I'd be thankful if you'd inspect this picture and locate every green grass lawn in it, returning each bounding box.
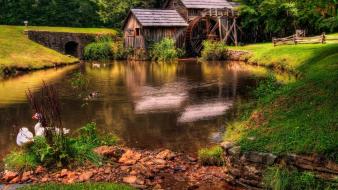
[18,183,135,190]
[0,25,117,74]
[225,38,338,161]
[27,26,118,35]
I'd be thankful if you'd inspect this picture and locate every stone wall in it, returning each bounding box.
[27,31,98,59]
[221,141,338,189]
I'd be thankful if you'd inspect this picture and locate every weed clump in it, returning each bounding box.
[150,38,184,62]
[198,146,224,166]
[201,40,228,61]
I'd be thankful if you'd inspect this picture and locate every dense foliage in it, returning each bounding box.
[84,37,130,60]
[201,40,229,60]
[0,0,165,27]
[149,38,183,61]
[0,0,336,42]
[239,0,338,42]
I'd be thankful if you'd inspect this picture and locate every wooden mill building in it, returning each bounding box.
[123,0,240,55]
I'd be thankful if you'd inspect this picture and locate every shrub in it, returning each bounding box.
[3,122,118,171]
[150,38,183,62]
[198,146,224,166]
[201,40,228,60]
[84,42,111,60]
[84,37,130,60]
[263,167,337,190]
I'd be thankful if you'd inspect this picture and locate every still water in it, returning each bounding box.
[0,61,292,157]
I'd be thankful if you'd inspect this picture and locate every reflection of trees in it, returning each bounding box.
[0,65,77,106]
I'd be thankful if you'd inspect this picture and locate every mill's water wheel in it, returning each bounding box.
[186,16,220,55]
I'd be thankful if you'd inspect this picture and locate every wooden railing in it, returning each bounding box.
[272,33,337,46]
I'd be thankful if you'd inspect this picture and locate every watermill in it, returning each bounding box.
[186,8,239,55]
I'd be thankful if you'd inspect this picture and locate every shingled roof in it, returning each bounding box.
[127,9,188,27]
[167,0,240,9]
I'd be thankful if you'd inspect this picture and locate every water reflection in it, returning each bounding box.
[134,82,188,113]
[178,101,233,123]
[0,61,293,158]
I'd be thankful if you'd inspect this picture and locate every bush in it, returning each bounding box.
[84,37,129,60]
[201,40,228,60]
[263,167,337,190]
[3,122,118,171]
[198,146,224,166]
[150,38,183,62]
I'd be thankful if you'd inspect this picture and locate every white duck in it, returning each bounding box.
[32,112,70,135]
[16,127,34,146]
[16,113,70,146]
[32,113,45,137]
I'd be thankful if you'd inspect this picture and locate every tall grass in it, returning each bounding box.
[198,146,224,166]
[201,40,228,60]
[150,38,183,62]
[263,167,337,190]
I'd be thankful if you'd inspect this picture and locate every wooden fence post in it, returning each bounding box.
[321,32,326,44]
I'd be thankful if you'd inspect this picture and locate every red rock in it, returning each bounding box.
[9,176,21,184]
[153,159,166,165]
[123,175,137,184]
[21,171,33,182]
[104,168,111,174]
[153,184,162,190]
[94,146,123,158]
[156,149,176,160]
[35,165,47,174]
[79,171,93,182]
[2,171,18,182]
[119,150,142,165]
[41,177,49,183]
[60,169,68,178]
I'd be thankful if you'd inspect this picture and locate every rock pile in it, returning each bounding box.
[0,147,238,190]
[221,141,338,190]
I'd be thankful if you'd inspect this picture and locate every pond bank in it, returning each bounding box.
[1,146,239,190]
[223,42,338,189]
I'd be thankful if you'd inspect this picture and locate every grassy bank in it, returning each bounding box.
[225,39,338,161]
[229,33,338,73]
[0,25,117,74]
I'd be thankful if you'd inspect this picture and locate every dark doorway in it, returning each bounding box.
[65,41,79,57]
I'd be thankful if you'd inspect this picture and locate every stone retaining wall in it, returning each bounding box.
[221,141,338,189]
[27,31,98,59]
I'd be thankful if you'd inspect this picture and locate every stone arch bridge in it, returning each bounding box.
[27,31,99,59]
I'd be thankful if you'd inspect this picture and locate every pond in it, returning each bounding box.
[0,61,293,158]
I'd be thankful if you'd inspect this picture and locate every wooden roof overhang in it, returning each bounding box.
[122,9,188,30]
[163,0,240,10]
